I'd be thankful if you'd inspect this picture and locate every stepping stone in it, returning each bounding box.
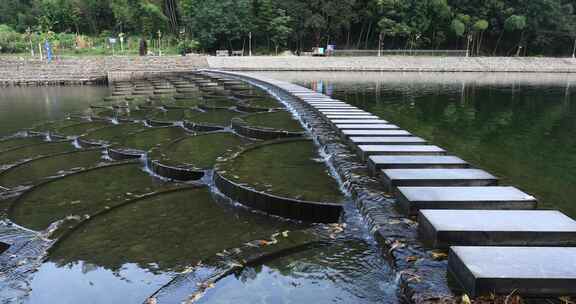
[342,130,411,138]
[308,102,348,106]
[310,104,350,108]
[349,136,425,145]
[419,210,576,249]
[322,112,374,116]
[332,119,389,124]
[336,124,400,131]
[357,145,446,161]
[318,108,362,112]
[368,155,468,174]
[327,115,380,120]
[318,107,364,111]
[396,186,536,215]
[448,246,576,297]
[381,169,498,192]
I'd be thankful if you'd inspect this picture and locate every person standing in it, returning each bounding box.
[139,38,148,56]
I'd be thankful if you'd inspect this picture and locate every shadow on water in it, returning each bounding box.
[255,71,576,218]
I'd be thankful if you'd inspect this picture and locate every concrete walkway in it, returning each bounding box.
[4,55,576,86]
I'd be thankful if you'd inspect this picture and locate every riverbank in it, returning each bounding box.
[3,55,576,86]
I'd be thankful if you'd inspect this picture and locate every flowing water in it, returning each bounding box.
[255,71,576,218]
[0,77,398,304]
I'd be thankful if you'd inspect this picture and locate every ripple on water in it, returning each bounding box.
[217,139,344,204]
[150,132,252,170]
[23,188,300,304]
[197,240,398,304]
[10,162,172,232]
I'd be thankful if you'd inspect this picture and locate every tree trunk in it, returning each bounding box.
[364,21,373,49]
[356,23,366,49]
[493,31,504,56]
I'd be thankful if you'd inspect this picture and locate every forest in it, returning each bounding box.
[1,0,576,56]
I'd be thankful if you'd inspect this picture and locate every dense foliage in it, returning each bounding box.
[1,0,576,56]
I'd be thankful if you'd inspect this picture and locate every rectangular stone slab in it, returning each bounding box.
[331,119,389,124]
[349,136,426,146]
[341,130,412,138]
[419,210,576,249]
[396,186,536,215]
[368,155,468,174]
[336,124,400,131]
[308,102,347,105]
[358,145,446,162]
[321,112,371,116]
[314,106,358,110]
[448,246,576,297]
[327,115,380,120]
[381,169,498,192]
[320,110,370,113]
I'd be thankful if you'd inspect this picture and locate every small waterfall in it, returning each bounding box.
[72,138,82,149]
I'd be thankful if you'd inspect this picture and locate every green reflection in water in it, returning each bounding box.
[0,136,46,152]
[10,163,171,231]
[185,109,242,126]
[202,97,237,109]
[81,123,146,145]
[0,141,75,167]
[149,109,187,122]
[298,75,576,217]
[151,132,250,169]
[0,86,109,137]
[50,188,299,272]
[242,97,283,109]
[219,140,344,203]
[0,149,104,188]
[29,119,83,133]
[55,121,112,137]
[198,240,397,304]
[242,111,304,132]
[117,127,190,151]
[24,187,301,304]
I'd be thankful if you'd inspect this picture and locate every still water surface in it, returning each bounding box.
[0,86,109,137]
[255,72,576,218]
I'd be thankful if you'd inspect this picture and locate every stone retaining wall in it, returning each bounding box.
[0,56,208,86]
[3,55,576,86]
[208,56,576,72]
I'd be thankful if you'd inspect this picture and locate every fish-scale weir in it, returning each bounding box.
[207,70,576,301]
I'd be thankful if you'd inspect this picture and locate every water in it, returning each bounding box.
[0,78,397,304]
[0,86,109,137]
[255,72,576,218]
[218,139,344,204]
[197,240,397,304]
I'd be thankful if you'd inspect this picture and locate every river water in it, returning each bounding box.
[0,80,398,304]
[0,86,110,137]
[255,72,576,218]
[2,72,575,303]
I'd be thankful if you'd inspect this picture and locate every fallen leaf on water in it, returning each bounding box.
[258,240,271,246]
[430,250,448,261]
[560,296,575,304]
[405,256,419,263]
[145,297,157,304]
[461,294,471,304]
[388,240,405,254]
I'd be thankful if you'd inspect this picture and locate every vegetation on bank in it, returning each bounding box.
[1,0,576,56]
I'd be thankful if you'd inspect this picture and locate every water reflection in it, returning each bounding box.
[254,72,576,218]
[0,86,110,137]
[198,240,397,304]
[26,188,301,304]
